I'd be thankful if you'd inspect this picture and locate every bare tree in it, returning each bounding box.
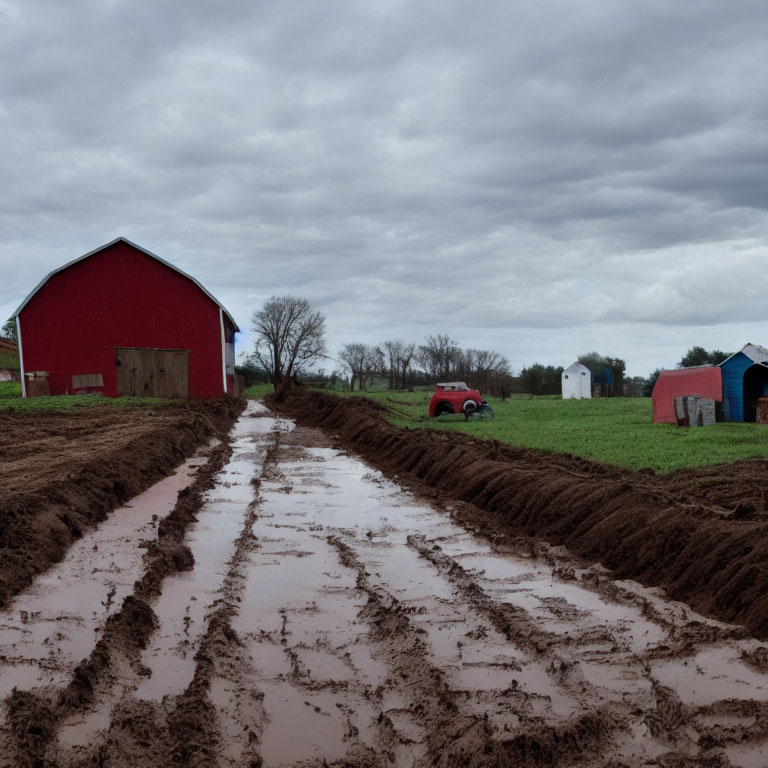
[473,349,510,393]
[382,340,405,389]
[251,296,326,399]
[398,342,416,389]
[418,334,459,382]
[366,346,384,389]
[339,343,377,391]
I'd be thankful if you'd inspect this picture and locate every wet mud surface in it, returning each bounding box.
[0,398,242,608]
[273,390,768,641]
[3,399,768,765]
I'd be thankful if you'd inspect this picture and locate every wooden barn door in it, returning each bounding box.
[115,348,189,398]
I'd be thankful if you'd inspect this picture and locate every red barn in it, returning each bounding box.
[651,366,722,423]
[13,237,239,399]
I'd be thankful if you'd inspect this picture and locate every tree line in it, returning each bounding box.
[242,296,737,399]
[337,334,510,394]
[519,353,628,396]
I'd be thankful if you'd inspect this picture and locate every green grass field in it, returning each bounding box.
[327,389,768,474]
[0,381,171,412]
[243,384,273,400]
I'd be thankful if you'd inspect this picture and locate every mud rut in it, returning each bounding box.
[3,403,768,767]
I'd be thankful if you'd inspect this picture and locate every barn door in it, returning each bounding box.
[115,348,189,398]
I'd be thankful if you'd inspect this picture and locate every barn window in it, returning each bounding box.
[581,371,586,376]
[564,374,569,379]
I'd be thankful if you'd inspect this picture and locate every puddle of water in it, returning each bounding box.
[57,698,114,749]
[612,721,671,762]
[578,660,653,698]
[257,681,377,766]
[454,552,543,581]
[726,742,768,768]
[136,416,261,701]
[0,452,204,702]
[652,647,768,706]
[366,544,456,603]
[489,574,666,655]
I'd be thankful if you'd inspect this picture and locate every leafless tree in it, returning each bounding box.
[382,340,405,389]
[339,343,378,391]
[418,334,459,382]
[397,342,416,389]
[251,296,326,399]
[473,348,510,393]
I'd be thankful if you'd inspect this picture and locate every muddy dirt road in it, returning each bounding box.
[3,402,768,766]
[0,399,241,608]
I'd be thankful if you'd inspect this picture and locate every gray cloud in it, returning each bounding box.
[2,0,768,377]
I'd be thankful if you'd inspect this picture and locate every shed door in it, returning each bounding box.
[115,348,189,398]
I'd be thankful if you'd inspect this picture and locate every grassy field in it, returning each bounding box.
[0,381,171,412]
[327,389,768,474]
[243,384,273,400]
[10,379,768,472]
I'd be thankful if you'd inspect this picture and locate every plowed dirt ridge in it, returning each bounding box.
[2,402,768,767]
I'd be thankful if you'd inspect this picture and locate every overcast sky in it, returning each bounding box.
[2,0,767,377]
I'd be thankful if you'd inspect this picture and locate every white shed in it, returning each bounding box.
[562,362,591,399]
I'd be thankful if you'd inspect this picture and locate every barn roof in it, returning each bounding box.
[12,237,239,331]
[719,343,768,367]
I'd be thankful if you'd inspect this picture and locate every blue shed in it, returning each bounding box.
[719,343,768,422]
[593,367,614,397]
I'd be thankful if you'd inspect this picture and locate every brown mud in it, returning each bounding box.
[271,390,768,640]
[4,399,768,766]
[0,398,243,608]
[0,413,239,768]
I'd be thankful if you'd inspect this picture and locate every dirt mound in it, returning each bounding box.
[0,397,243,609]
[273,390,768,639]
[1,427,236,768]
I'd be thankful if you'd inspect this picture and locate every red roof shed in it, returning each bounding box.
[652,367,722,423]
[13,238,239,399]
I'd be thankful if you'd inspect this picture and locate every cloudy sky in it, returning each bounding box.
[2,0,767,377]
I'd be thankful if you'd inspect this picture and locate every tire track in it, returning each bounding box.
[328,535,614,767]
[71,412,281,768]
[0,431,238,768]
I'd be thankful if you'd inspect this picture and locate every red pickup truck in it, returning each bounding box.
[429,382,484,418]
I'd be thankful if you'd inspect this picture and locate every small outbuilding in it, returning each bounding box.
[13,237,239,398]
[719,343,768,422]
[652,367,722,424]
[561,362,591,399]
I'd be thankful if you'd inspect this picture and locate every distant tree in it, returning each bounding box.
[577,352,610,375]
[251,296,326,400]
[678,346,730,367]
[473,349,511,394]
[418,334,459,382]
[578,351,626,396]
[607,357,626,396]
[644,369,662,397]
[397,342,416,389]
[625,376,647,397]
[381,340,406,389]
[520,364,545,395]
[519,364,562,395]
[236,359,270,386]
[339,343,379,391]
[1,318,16,342]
